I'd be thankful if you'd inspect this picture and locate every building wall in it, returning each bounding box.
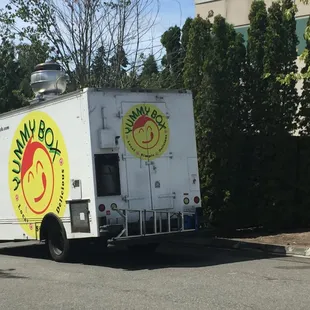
[195,1,310,56]
[195,0,310,26]
[235,16,309,56]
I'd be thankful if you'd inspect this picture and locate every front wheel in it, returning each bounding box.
[47,227,70,262]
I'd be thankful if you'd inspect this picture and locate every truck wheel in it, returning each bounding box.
[47,226,70,262]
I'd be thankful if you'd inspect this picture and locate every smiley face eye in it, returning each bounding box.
[28,171,34,183]
[147,126,152,132]
[139,128,144,133]
[36,160,43,173]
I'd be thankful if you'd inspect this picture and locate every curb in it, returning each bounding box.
[0,241,41,250]
[175,237,310,258]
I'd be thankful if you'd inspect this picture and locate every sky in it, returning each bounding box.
[0,0,196,62]
[138,0,195,59]
[156,0,195,32]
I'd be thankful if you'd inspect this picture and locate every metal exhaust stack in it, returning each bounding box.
[30,61,68,103]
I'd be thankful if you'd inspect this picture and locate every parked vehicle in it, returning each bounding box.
[0,62,202,262]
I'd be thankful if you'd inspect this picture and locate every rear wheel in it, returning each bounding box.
[47,225,70,262]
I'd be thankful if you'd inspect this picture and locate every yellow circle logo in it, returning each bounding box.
[121,104,170,160]
[8,111,70,238]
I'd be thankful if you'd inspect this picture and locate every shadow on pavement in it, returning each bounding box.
[0,241,275,271]
[0,268,29,279]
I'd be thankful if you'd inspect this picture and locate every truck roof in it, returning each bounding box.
[0,87,192,120]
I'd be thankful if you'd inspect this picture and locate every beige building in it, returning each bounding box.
[195,0,310,56]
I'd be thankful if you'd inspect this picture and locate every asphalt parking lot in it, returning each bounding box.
[1,241,310,310]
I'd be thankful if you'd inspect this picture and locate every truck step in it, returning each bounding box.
[107,209,197,241]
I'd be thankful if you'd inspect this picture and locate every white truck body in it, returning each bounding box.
[0,88,201,244]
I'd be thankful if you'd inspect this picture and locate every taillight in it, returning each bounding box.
[111,203,118,210]
[194,196,200,204]
[99,204,105,212]
[183,197,190,205]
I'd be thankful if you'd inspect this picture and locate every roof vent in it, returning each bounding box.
[30,61,68,102]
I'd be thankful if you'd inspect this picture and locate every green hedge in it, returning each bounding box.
[205,135,310,231]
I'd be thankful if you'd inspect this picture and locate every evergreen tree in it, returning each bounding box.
[109,45,129,88]
[160,26,183,88]
[160,26,182,74]
[263,2,284,134]
[139,54,160,88]
[91,46,109,88]
[245,0,268,134]
[16,40,50,98]
[263,1,299,135]
[160,19,195,89]
[299,17,310,135]
[0,40,24,113]
[281,0,299,133]
[180,17,194,65]
[183,16,212,212]
[141,54,158,77]
[193,15,246,224]
[183,16,212,96]
[201,16,246,137]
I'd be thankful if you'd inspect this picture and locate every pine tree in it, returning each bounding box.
[181,18,193,53]
[91,46,109,88]
[263,2,283,134]
[183,16,213,212]
[281,0,299,134]
[139,54,160,88]
[201,16,246,138]
[183,16,212,96]
[194,15,246,224]
[180,17,194,70]
[109,45,129,88]
[141,54,158,77]
[245,0,268,134]
[263,1,299,135]
[0,40,24,113]
[299,17,310,135]
[160,26,183,88]
[16,40,50,98]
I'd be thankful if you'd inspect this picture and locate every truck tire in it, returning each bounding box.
[47,224,70,262]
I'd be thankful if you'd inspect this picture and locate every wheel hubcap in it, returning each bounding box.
[51,231,64,256]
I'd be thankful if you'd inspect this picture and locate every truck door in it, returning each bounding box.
[121,101,173,210]
[148,156,174,210]
[147,102,174,210]
[121,102,152,210]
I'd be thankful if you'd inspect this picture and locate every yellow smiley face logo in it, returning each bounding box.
[122,104,170,160]
[132,115,160,150]
[8,111,70,239]
[21,138,55,215]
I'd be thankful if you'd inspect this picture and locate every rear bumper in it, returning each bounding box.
[106,228,199,246]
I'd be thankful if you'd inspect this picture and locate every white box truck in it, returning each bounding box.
[0,62,202,262]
